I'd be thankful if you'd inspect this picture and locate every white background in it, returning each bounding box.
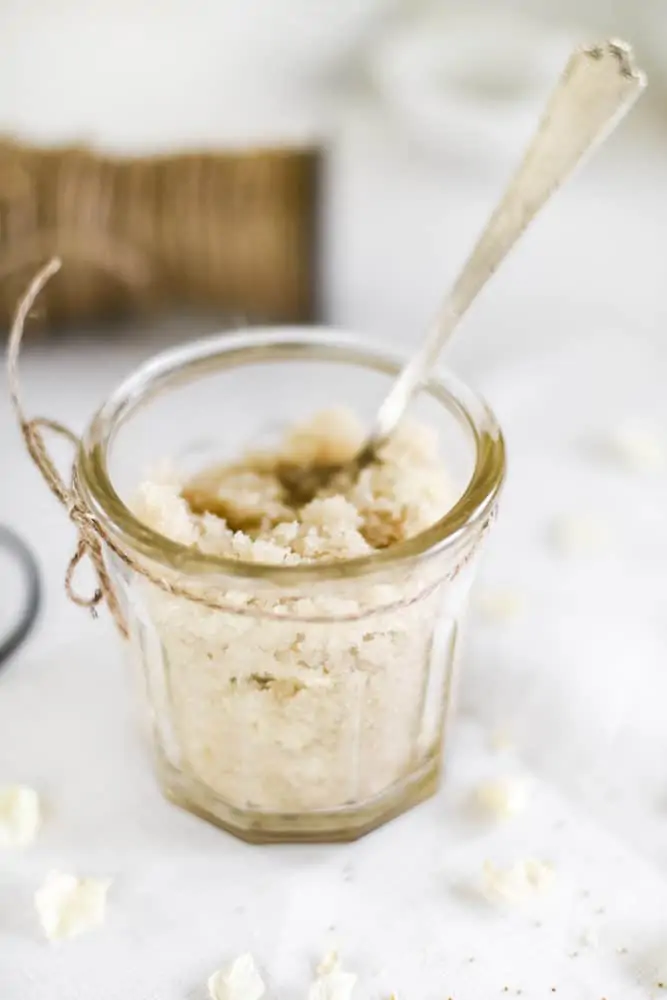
[2,2,667,996]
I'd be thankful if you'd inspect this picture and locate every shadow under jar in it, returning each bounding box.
[76,329,505,843]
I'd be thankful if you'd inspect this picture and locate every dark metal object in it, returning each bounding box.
[0,525,41,670]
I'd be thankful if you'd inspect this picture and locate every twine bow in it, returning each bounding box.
[7,259,129,637]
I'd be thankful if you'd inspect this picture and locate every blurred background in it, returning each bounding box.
[1,0,667,354]
[2,0,667,943]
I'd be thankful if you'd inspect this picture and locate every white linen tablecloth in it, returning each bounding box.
[2,107,667,999]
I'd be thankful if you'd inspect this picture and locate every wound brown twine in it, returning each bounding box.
[0,140,319,329]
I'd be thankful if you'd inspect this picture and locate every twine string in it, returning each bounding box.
[7,259,129,636]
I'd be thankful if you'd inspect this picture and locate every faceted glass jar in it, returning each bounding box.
[76,329,505,843]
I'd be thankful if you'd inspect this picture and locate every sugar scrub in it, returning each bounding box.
[131,409,471,829]
[140,408,453,561]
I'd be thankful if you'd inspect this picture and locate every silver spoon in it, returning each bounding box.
[276,38,646,506]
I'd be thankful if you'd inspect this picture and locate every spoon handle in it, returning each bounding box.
[370,39,646,447]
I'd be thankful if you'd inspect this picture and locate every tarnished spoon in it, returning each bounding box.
[275,39,646,506]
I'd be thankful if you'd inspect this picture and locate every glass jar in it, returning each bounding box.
[76,329,505,843]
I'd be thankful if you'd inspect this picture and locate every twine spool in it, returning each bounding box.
[0,140,320,329]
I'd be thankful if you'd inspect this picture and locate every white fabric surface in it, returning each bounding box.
[2,107,667,998]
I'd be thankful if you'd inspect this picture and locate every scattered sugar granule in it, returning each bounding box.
[35,871,111,942]
[523,859,555,893]
[308,953,357,1000]
[316,951,340,976]
[0,786,40,848]
[475,589,525,623]
[481,859,554,904]
[579,925,599,949]
[473,778,528,819]
[208,953,265,1000]
[548,514,608,555]
[602,420,665,472]
[489,728,515,752]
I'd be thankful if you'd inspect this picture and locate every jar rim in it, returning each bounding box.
[76,328,505,583]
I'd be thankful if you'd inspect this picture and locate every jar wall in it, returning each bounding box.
[80,330,504,842]
[110,550,480,843]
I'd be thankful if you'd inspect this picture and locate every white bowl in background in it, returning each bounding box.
[368,9,580,164]
[0,0,393,152]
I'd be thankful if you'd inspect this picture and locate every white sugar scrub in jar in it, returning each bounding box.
[76,328,504,842]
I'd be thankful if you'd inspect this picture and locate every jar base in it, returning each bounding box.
[154,751,442,844]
